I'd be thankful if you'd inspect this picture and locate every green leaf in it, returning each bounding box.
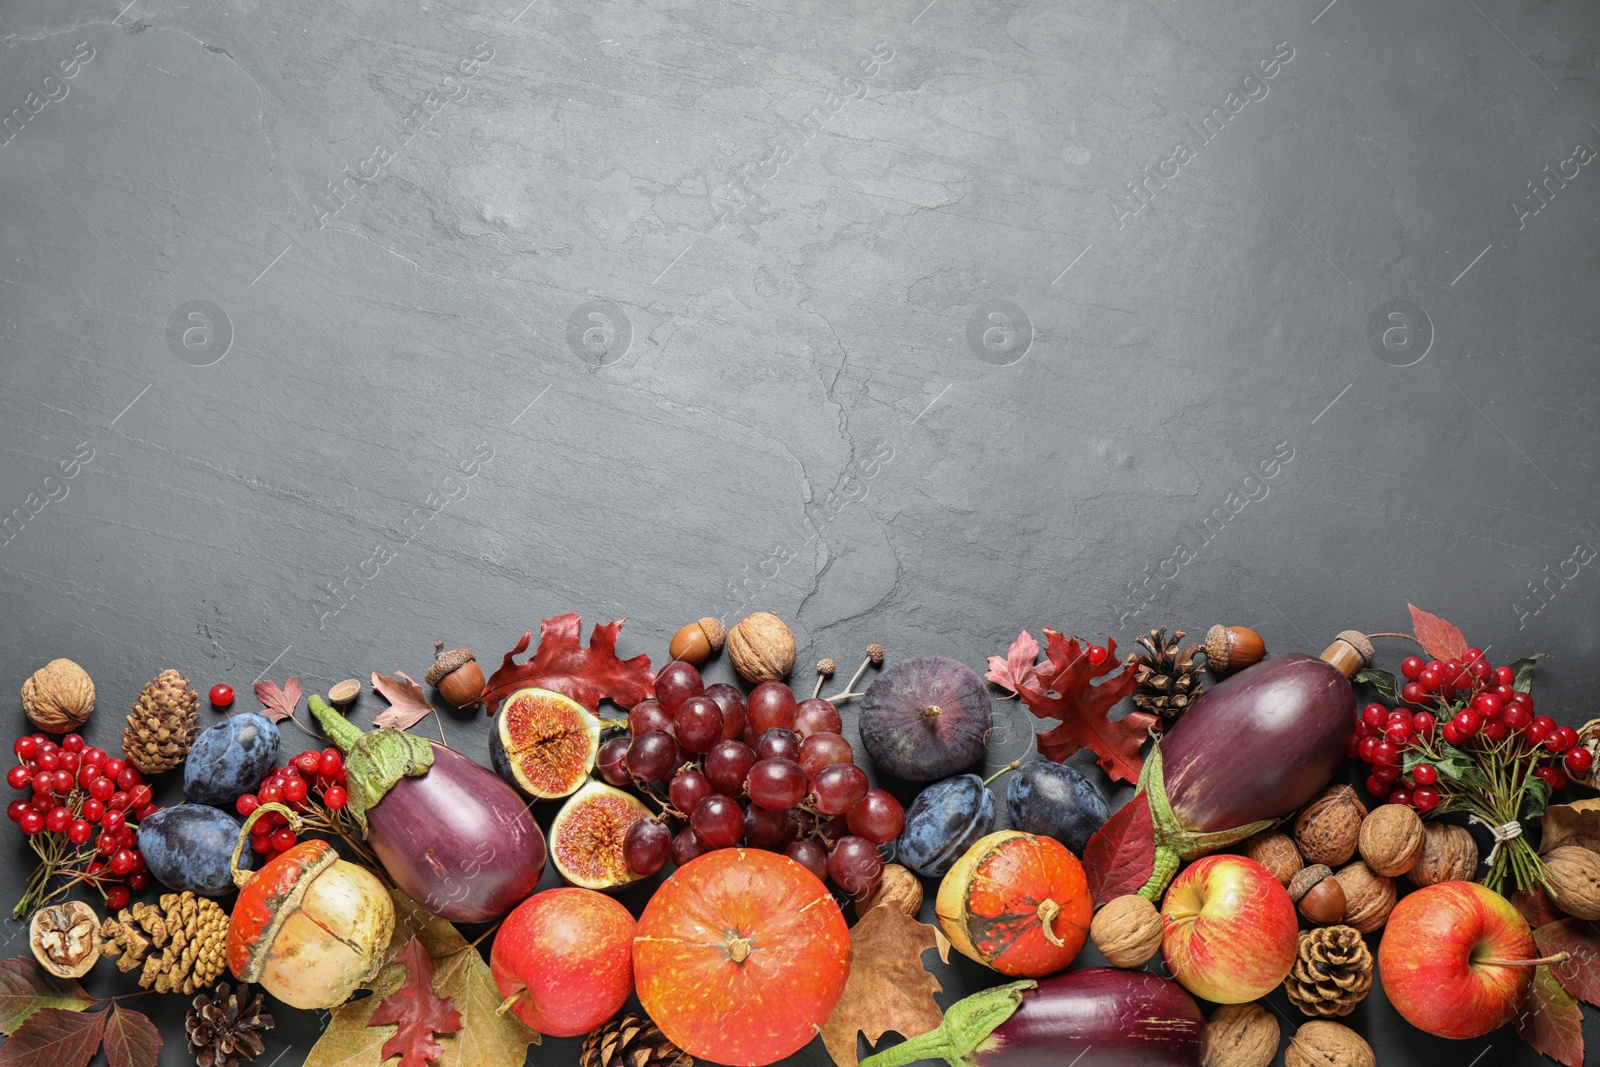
[344,728,436,834]
[0,958,95,1036]
[1510,654,1549,694]
[0,1007,105,1067]
[101,1005,161,1067]
[1404,746,1476,786]
[1353,667,1399,702]
[1525,775,1554,821]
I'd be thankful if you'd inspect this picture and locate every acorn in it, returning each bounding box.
[1205,625,1266,675]
[426,641,485,708]
[667,616,726,666]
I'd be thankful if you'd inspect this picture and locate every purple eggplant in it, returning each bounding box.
[857,969,1203,1067]
[309,695,545,923]
[1161,653,1355,832]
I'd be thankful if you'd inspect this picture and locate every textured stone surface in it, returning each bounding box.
[2,0,1598,1062]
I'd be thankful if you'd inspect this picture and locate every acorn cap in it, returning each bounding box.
[425,648,476,687]
[1205,624,1230,670]
[1334,631,1374,666]
[698,616,727,652]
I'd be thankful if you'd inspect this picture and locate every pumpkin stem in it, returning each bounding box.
[726,936,752,964]
[1035,899,1065,947]
[856,981,1034,1067]
[923,705,943,720]
[230,802,300,888]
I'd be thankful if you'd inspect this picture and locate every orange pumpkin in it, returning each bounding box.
[633,849,851,1066]
[935,830,1091,977]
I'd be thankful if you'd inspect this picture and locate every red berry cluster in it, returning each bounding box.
[6,734,157,911]
[1354,649,1588,808]
[234,748,348,856]
[607,660,904,897]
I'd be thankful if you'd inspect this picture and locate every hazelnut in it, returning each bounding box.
[1544,845,1600,920]
[426,642,484,708]
[1203,1003,1278,1067]
[668,616,726,666]
[1242,831,1303,887]
[1287,865,1347,926]
[20,658,95,733]
[1294,786,1367,867]
[1090,894,1163,968]
[1333,861,1396,933]
[1204,625,1266,675]
[1407,822,1479,888]
[328,678,362,705]
[30,900,101,979]
[856,864,923,918]
[1357,805,1425,877]
[1285,1020,1374,1067]
[726,612,796,683]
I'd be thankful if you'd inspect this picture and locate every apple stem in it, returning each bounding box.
[1479,952,1572,968]
[495,986,530,1017]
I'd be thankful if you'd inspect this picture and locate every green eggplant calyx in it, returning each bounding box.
[1136,741,1277,899]
[307,694,435,835]
[856,981,1034,1067]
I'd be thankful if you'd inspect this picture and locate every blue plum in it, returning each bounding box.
[138,805,253,896]
[183,712,280,806]
[1006,760,1108,854]
[895,774,995,877]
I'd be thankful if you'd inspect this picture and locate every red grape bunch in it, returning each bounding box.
[7,733,158,915]
[601,660,904,897]
[234,747,349,857]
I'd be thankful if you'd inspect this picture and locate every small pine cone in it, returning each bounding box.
[1131,627,1205,722]
[581,1013,693,1067]
[187,982,274,1067]
[101,892,228,995]
[1285,925,1373,1017]
[123,668,200,774]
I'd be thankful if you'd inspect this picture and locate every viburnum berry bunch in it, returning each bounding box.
[233,746,366,862]
[7,732,158,918]
[1354,646,1575,894]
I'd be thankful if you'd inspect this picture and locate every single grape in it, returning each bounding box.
[655,661,706,714]
[811,763,869,816]
[704,683,747,741]
[847,789,905,844]
[785,838,829,883]
[629,699,673,735]
[596,736,633,787]
[626,729,679,782]
[673,696,725,754]
[743,804,794,848]
[794,698,843,738]
[798,732,854,779]
[705,740,757,796]
[756,727,802,763]
[669,768,714,814]
[747,758,807,810]
[828,835,885,895]
[672,828,713,867]
[624,819,673,876]
[691,795,744,849]
[815,816,851,846]
[747,682,798,734]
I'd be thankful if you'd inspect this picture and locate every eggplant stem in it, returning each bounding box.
[1137,845,1182,902]
[856,981,1034,1067]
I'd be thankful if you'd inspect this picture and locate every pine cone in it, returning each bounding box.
[581,1013,693,1067]
[1132,627,1205,722]
[1285,925,1373,1017]
[187,982,274,1067]
[100,891,229,995]
[123,668,200,774]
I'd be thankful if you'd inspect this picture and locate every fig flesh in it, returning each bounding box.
[859,656,993,781]
[489,687,601,799]
[550,779,652,890]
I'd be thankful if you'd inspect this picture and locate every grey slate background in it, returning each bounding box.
[2,0,1599,1062]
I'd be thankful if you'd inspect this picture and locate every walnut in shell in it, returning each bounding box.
[1406,822,1478,888]
[20,658,95,733]
[1333,861,1396,934]
[1285,1020,1374,1067]
[1544,845,1600,920]
[1357,805,1424,878]
[1242,831,1303,887]
[30,901,101,978]
[855,863,922,918]
[1202,1002,1279,1067]
[1090,894,1163,968]
[726,612,796,683]
[1294,786,1366,868]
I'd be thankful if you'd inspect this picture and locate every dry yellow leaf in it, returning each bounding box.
[819,903,947,1067]
[1542,799,1600,855]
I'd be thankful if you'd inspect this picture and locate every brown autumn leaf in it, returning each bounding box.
[101,1004,161,1067]
[0,1007,106,1067]
[819,904,947,1067]
[254,677,303,724]
[1542,798,1600,854]
[372,672,435,732]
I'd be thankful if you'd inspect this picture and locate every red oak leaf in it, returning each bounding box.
[254,677,303,724]
[986,631,1040,696]
[0,1007,106,1067]
[1082,793,1156,906]
[372,672,435,731]
[366,938,462,1067]
[1515,962,1584,1067]
[1014,630,1150,783]
[1535,919,1600,1008]
[481,615,655,715]
[1408,603,1468,662]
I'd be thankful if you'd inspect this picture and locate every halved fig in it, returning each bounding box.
[550,779,652,890]
[489,687,602,799]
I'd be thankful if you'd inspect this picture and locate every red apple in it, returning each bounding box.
[1378,880,1537,1039]
[1160,854,1298,1003]
[490,887,635,1037]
